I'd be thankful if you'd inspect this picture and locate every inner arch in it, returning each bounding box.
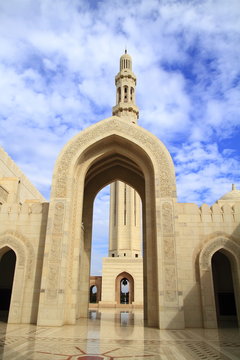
[76,138,158,326]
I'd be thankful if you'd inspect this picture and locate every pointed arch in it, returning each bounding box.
[52,117,176,199]
[0,231,35,323]
[199,236,240,328]
[115,271,134,304]
[37,117,183,329]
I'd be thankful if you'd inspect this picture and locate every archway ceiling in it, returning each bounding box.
[84,153,145,199]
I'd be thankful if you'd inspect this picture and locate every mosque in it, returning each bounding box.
[0,51,240,330]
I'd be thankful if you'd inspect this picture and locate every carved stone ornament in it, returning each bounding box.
[0,231,34,279]
[53,118,176,199]
[162,202,174,235]
[47,202,65,299]
[164,265,177,302]
[200,237,240,270]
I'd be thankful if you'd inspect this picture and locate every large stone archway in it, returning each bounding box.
[199,236,240,328]
[37,116,184,329]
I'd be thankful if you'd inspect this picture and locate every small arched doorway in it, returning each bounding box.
[0,248,16,321]
[212,250,238,327]
[120,278,129,304]
[89,285,97,303]
[116,272,134,305]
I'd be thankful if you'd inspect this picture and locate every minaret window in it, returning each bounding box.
[130,87,134,101]
[117,88,121,103]
[124,86,128,102]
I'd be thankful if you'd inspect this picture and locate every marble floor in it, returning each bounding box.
[0,309,240,359]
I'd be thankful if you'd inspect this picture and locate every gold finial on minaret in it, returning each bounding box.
[112,51,139,124]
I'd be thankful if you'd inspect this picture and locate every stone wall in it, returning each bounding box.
[176,202,240,327]
[0,201,49,323]
[100,257,143,308]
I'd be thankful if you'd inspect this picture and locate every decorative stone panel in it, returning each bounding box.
[54,118,176,199]
[46,201,65,300]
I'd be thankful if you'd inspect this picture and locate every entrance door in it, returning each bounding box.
[212,251,237,327]
[120,278,129,304]
[89,285,97,303]
[0,249,16,321]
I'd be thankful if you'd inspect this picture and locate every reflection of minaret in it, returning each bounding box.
[110,51,142,259]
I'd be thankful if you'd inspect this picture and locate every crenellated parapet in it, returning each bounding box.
[176,202,240,223]
[0,201,49,215]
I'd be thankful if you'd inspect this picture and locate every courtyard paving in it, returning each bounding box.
[0,309,240,359]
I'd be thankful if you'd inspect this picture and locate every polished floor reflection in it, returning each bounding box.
[0,309,240,359]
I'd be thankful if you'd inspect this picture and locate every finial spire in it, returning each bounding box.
[112,51,139,124]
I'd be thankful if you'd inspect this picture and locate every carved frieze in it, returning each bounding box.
[162,202,174,235]
[164,265,177,302]
[46,202,65,299]
[54,119,175,198]
[162,202,178,302]
[0,231,35,279]
[200,237,240,270]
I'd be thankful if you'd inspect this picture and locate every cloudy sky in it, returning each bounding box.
[0,0,240,274]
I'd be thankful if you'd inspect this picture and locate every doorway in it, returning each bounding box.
[0,249,16,321]
[89,285,97,303]
[120,278,129,304]
[116,272,134,305]
[212,250,238,327]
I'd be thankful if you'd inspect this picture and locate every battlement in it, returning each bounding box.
[0,201,49,215]
[176,202,240,223]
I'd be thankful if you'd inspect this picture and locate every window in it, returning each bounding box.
[130,87,134,101]
[117,87,121,103]
[124,86,128,102]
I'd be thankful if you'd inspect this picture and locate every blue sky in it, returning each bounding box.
[0,0,240,274]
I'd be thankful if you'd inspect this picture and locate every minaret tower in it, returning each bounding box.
[112,50,139,124]
[100,51,143,307]
[109,51,142,258]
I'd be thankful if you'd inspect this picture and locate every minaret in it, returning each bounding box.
[109,51,142,258]
[112,50,139,124]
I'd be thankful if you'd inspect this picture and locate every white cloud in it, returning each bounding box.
[0,0,239,274]
[173,141,240,204]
